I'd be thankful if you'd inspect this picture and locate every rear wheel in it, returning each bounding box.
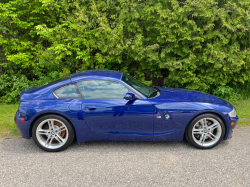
[186,114,225,149]
[32,115,75,152]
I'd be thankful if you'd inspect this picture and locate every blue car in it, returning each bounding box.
[15,70,238,152]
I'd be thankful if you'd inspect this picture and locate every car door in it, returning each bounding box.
[77,79,154,135]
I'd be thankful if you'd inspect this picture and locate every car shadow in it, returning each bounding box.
[0,137,229,154]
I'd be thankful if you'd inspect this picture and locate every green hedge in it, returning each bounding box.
[1,0,250,103]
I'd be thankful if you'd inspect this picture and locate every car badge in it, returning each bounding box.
[165,114,170,120]
[156,116,161,118]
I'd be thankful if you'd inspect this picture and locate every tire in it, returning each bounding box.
[185,113,225,149]
[32,115,75,152]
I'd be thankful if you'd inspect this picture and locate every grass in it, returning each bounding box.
[230,98,250,127]
[0,104,20,139]
[0,99,250,139]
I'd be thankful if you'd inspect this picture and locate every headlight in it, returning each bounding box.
[228,107,237,117]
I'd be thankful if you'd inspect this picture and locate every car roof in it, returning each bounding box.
[70,69,123,82]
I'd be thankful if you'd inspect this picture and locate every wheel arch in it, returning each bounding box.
[29,112,76,139]
[184,111,227,139]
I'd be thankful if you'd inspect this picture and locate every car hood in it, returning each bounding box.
[153,87,233,107]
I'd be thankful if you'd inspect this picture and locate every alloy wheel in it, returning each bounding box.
[191,118,222,147]
[36,119,69,149]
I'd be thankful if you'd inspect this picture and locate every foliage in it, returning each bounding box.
[1,0,250,103]
[231,82,250,100]
[0,71,59,103]
[212,86,243,101]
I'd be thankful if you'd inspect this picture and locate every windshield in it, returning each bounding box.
[121,73,158,98]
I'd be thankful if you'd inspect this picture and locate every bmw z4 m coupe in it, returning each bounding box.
[15,70,238,152]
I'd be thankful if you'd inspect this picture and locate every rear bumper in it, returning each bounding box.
[14,111,31,139]
[224,116,238,140]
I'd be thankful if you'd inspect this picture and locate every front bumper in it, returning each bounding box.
[224,116,238,140]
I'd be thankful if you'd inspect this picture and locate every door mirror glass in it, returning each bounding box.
[124,93,135,101]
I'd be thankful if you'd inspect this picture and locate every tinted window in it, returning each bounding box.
[78,80,129,99]
[122,73,158,98]
[54,84,81,99]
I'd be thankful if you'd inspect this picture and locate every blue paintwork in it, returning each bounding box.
[152,87,233,107]
[15,69,238,143]
[82,99,153,135]
[124,93,135,100]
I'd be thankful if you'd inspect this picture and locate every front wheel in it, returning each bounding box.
[185,114,225,149]
[32,115,75,152]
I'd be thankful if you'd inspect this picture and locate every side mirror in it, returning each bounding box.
[124,93,135,101]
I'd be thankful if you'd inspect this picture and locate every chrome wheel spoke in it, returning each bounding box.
[202,134,207,144]
[208,132,217,140]
[37,129,50,135]
[48,120,52,130]
[209,123,219,131]
[199,133,204,143]
[57,126,66,133]
[48,120,55,130]
[193,128,203,134]
[55,135,65,144]
[207,133,215,140]
[203,119,207,127]
[200,119,206,128]
[45,135,53,147]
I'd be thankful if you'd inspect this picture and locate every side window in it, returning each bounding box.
[78,80,129,99]
[54,83,81,99]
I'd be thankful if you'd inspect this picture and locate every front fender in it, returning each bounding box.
[151,102,234,140]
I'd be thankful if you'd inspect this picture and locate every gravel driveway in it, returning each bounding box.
[0,128,249,187]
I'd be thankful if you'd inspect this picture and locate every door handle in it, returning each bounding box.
[84,106,96,110]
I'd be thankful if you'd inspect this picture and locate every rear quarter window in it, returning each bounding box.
[53,83,81,99]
